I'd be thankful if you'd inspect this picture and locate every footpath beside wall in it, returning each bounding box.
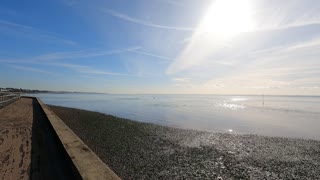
[36,97,121,180]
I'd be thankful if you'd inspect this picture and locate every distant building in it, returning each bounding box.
[0,89,9,92]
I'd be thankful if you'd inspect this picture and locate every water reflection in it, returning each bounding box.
[25,93,320,140]
[231,97,248,102]
[218,103,246,110]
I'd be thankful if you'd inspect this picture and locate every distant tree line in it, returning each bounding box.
[0,87,49,93]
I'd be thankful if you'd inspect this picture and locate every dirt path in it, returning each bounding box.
[0,98,87,180]
[0,98,33,179]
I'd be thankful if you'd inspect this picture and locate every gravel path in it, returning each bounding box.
[50,105,320,180]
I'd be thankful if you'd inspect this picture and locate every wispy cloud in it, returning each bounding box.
[265,19,320,31]
[42,62,86,69]
[0,45,147,77]
[0,20,76,45]
[0,46,141,63]
[253,0,320,32]
[172,78,190,82]
[44,62,137,76]
[169,0,320,73]
[0,20,33,29]
[8,65,53,74]
[184,38,320,93]
[99,8,193,31]
[2,59,138,77]
[127,49,173,61]
[250,14,320,33]
[168,26,320,94]
[79,68,132,76]
[35,46,141,61]
[153,0,186,6]
[173,78,190,86]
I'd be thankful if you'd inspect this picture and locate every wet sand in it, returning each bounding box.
[50,105,320,179]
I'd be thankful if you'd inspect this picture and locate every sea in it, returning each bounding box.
[25,93,320,140]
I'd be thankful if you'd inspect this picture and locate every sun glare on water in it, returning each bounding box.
[198,0,255,38]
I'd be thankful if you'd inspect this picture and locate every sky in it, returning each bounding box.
[0,0,320,95]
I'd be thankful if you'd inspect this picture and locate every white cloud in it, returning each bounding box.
[99,8,193,31]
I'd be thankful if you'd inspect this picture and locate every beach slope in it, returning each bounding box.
[50,105,320,179]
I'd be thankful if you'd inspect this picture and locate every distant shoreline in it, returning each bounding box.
[0,88,317,96]
[49,105,320,179]
[23,92,109,94]
[31,92,320,97]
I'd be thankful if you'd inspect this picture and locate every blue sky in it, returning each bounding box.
[0,0,320,95]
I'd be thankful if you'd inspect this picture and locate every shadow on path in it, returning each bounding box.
[30,98,80,180]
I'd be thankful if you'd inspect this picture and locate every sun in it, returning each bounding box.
[198,0,255,38]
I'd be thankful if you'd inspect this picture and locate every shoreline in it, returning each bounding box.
[49,105,320,179]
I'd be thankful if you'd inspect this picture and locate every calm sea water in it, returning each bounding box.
[25,93,320,140]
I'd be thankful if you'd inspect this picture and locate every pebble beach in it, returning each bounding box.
[50,105,320,179]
